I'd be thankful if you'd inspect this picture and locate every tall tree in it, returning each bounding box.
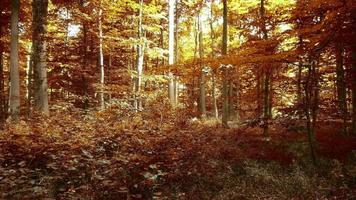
[9,0,20,121]
[209,0,218,119]
[168,0,175,104]
[260,0,270,137]
[0,26,6,125]
[98,0,105,109]
[32,0,49,115]
[135,0,144,111]
[352,44,356,136]
[335,43,347,134]
[221,0,229,127]
[198,12,206,118]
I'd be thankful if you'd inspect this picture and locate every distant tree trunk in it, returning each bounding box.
[135,0,144,111]
[228,82,234,119]
[235,73,240,122]
[32,0,49,115]
[260,0,270,137]
[304,59,318,165]
[26,45,33,117]
[256,69,262,116]
[351,45,356,136]
[168,0,175,105]
[9,0,20,121]
[0,45,5,126]
[174,0,179,104]
[210,0,218,119]
[174,0,179,65]
[212,73,218,119]
[81,0,89,109]
[297,36,303,119]
[98,0,105,110]
[198,13,206,118]
[335,43,347,134]
[222,0,229,127]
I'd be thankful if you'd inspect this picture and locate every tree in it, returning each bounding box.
[260,0,270,137]
[134,0,144,111]
[168,0,175,105]
[32,0,49,115]
[198,12,206,118]
[98,0,105,110]
[335,42,347,134]
[221,0,229,127]
[9,0,20,121]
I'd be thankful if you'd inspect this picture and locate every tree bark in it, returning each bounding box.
[0,45,5,125]
[98,0,105,110]
[135,0,144,111]
[210,0,218,119]
[351,45,356,136]
[260,0,270,137]
[335,43,347,134]
[304,59,318,165]
[32,0,49,115]
[222,0,229,127]
[168,0,175,105]
[26,45,33,117]
[198,13,206,118]
[9,0,21,121]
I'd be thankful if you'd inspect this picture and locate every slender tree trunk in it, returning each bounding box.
[222,0,229,127]
[81,0,89,109]
[212,73,218,119]
[297,36,303,119]
[228,82,234,119]
[197,13,206,118]
[26,45,33,117]
[135,0,144,111]
[98,0,105,110]
[260,0,270,137]
[0,46,5,125]
[335,43,347,134]
[174,0,179,105]
[304,59,317,165]
[297,60,303,119]
[32,0,49,115]
[256,69,262,116]
[351,45,356,136]
[9,0,20,121]
[168,0,175,105]
[210,1,218,119]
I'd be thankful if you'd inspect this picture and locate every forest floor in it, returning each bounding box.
[0,104,355,199]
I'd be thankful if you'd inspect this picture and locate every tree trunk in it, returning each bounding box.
[212,73,218,119]
[304,59,318,165]
[210,1,218,119]
[297,36,303,119]
[222,0,229,127]
[335,43,347,134]
[26,45,33,117]
[135,0,144,111]
[81,0,89,109]
[32,0,49,115]
[168,0,175,105]
[198,13,206,118]
[351,45,356,136]
[98,0,105,110]
[174,0,179,105]
[9,0,21,121]
[0,46,5,126]
[260,0,270,137]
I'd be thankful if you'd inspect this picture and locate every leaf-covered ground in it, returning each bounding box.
[0,105,355,199]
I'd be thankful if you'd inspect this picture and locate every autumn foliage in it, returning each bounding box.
[1,0,356,199]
